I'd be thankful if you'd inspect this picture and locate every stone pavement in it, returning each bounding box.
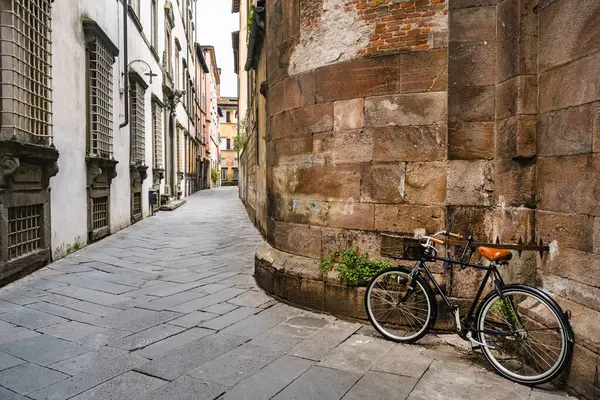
[0,188,575,399]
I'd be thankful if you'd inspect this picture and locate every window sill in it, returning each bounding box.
[128,6,144,33]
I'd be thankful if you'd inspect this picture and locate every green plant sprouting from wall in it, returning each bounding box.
[247,4,256,43]
[234,118,248,152]
[318,249,393,284]
[211,168,218,183]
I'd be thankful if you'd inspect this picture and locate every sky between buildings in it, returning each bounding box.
[197,0,239,98]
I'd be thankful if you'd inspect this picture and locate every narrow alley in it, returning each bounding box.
[0,188,570,399]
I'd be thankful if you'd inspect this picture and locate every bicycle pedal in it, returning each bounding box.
[470,344,482,352]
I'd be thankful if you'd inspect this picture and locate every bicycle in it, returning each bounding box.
[364,231,574,385]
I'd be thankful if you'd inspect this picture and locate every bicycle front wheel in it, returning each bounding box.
[365,267,436,343]
[476,285,573,385]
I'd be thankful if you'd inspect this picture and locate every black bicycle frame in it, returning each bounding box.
[412,253,507,328]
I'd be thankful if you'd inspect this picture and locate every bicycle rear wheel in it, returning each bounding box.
[365,266,436,343]
[476,285,573,385]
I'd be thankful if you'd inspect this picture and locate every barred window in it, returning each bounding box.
[132,192,141,216]
[91,197,108,230]
[0,0,53,144]
[233,168,239,181]
[221,168,228,181]
[84,22,118,159]
[130,77,146,165]
[152,101,163,169]
[8,204,43,260]
[177,127,183,171]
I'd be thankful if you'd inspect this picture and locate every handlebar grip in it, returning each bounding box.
[430,237,445,245]
[448,232,464,239]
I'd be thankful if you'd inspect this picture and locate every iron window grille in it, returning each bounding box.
[0,0,53,145]
[130,77,146,165]
[91,196,109,230]
[85,23,117,159]
[152,100,163,169]
[132,192,141,216]
[221,168,228,180]
[233,168,239,181]
[7,204,43,260]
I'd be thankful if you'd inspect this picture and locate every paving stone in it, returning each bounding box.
[194,283,231,295]
[220,314,286,338]
[189,344,283,387]
[201,302,238,315]
[143,375,226,400]
[136,333,247,381]
[268,323,321,338]
[372,344,434,379]
[27,302,96,323]
[530,389,571,400]
[70,371,166,400]
[0,352,25,371]
[65,301,121,318]
[108,324,186,351]
[116,311,182,333]
[217,274,256,287]
[0,326,40,345]
[163,272,215,284]
[141,290,207,311]
[168,311,218,328]
[197,272,239,284]
[49,347,127,375]
[124,282,181,298]
[200,307,260,330]
[227,290,272,308]
[407,359,531,400]
[318,334,395,374]
[75,329,132,348]
[0,335,91,366]
[36,294,80,306]
[248,331,304,352]
[28,354,150,400]
[272,365,361,400]
[170,288,247,313]
[289,321,362,361]
[111,295,159,310]
[5,287,47,299]
[134,327,214,359]
[0,300,24,314]
[49,286,132,307]
[258,303,306,318]
[0,308,68,330]
[38,321,108,341]
[86,308,156,330]
[0,363,68,395]
[224,355,313,400]
[74,271,146,288]
[0,386,29,400]
[285,315,331,329]
[342,370,417,400]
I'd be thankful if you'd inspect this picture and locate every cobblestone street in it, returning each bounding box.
[0,188,572,399]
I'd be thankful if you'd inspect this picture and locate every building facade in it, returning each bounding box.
[236,0,600,398]
[218,97,239,186]
[0,0,223,284]
[199,46,221,188]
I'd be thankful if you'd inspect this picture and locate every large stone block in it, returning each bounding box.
[292,103,334,136]
[399,49,448,93]
[539,51,600,113]
[449,6,496,42]
[365,92,447,128]
[272,197,328,227]
[374,204,445,234]
[537,154,600,216]
[538,0,600,73]
[538,104,593,157]
[494,157,536,208]
[372,125,447,162]
[405,162,446,205]
[496,0,537,82]
[313,129,373,164]
[540,247,600,289]
[447,160,494,206]
[447,205,495,240]
[314,55,401,102]
[448,85,495,122]
[273,136,314,165]
[595,217,600,254]
[360,163,406,204]
[327,202,374,231]
[334,98,364,131]
[270,111,293,140]
[567,279,600,314]
[320,228,381,258]
[448,122,495,160]
[495,115,536,159]
[271,221,323,259]
[287,164,363,201]
[449,42,496,87]
[495,75,538,119]
[284,71,316,111]
[268,80,285,117]
[324,284,367,320]
[567,343,600,400]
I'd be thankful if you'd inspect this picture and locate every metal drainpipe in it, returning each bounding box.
[119,0,129,129]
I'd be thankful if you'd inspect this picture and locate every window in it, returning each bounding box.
[177,127,183,171]
[151,0,158,49]
[131,0,140,16]
[129,76,146,165]
[233,168,239,181]
[175,48,180,89]
[152,100,163,169]
[91,197,109,230]
[132,192,141,216]
[7,205,43,260]
[226,138,231,150]
[85,22,118,159]
[0,0,53,144]
[226,111,231,123]
[165,24,173,76]
[221,168,228,180]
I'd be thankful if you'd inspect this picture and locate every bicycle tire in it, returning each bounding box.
[365,266,437,343]
[476,284,573,385]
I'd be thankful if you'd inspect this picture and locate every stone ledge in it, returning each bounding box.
[159,199,187,211]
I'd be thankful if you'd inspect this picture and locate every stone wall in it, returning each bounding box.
[239,0,600,397]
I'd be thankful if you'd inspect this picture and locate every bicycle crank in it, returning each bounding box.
[466,331,497,350]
